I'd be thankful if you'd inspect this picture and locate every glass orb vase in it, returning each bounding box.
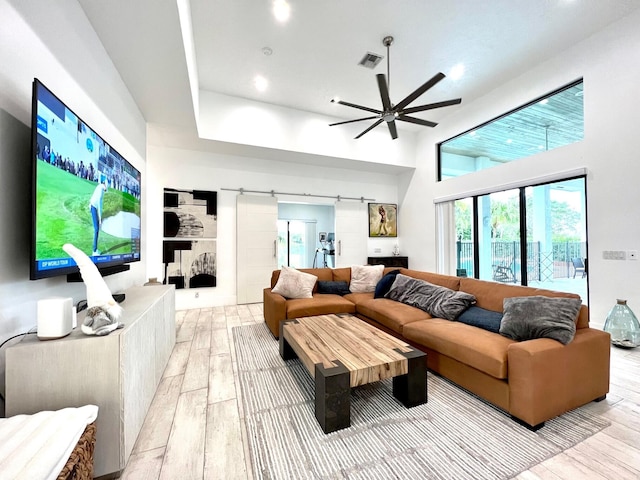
[603,299,640,348]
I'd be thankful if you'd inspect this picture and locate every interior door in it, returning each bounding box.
[334,202,367,267]
[237,195,278,304]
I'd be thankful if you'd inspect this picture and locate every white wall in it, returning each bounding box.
[401,9,640,325]
[0,0,147,400]
[147,141,401,309]
[198,90,418,169]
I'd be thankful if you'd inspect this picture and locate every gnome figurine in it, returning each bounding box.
[63,243,124,336]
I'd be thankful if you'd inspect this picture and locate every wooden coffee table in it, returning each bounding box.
[279,313,427,433]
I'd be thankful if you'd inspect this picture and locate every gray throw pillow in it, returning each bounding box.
[385,274,476,320]
[499,295,582,345]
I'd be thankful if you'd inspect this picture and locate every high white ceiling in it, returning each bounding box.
[77,0,640,140]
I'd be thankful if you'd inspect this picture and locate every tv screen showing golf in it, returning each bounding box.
[30,79,141,280]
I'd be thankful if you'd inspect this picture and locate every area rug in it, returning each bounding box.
[233,323,609,480]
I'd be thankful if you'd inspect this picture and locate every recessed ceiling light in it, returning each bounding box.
[449,63,465,80]
[273,0,290,22]
[254,75,268,92]
[262,47,273,56]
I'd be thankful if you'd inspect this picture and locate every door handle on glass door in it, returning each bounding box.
[338,240,342,256]
[273,239,277,258]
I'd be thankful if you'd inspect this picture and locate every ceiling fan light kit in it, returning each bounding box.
[330,35,462,140]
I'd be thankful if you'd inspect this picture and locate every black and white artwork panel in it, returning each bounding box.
[164,239,217,289]
[163,188,217,238]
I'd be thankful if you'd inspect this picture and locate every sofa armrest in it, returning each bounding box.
[507,328,610,427]
[264,288,287,338]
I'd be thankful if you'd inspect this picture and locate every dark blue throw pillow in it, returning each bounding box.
[374,269,402,299]
[317,281,351,296]
[457,306,503,333]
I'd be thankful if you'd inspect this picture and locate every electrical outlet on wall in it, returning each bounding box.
[374,248,382,254]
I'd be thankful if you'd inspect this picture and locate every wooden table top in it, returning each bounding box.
[282,314,416,387]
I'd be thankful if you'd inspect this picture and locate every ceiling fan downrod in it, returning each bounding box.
[383,36,393,94]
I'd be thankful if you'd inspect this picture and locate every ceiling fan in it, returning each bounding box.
[329,36,462,140]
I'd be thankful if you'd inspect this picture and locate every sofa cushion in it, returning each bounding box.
[356,297,431,334]
[374,269,402,298]
[317,281,350,296]
[272,266,317,299]
[457,306,503,334]
[401,269,461,291]
[271,268,333,289]
[499,296,582,345]
[459,277,589,329]
[332,267,352,284]
[403,319,517,379]
[343,292,374,307]
[286,294,356,319]
[350,265,385,293]
[385,274,476,320]
[458,277,579,311]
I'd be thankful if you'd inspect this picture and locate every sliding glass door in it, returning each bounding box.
[453,177,587,301]
[454,198,474,278]
[277,220,316,268]
[477,190,521,283]
[524,178,587,298]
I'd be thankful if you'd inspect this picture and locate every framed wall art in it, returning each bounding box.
[368,203,397,237]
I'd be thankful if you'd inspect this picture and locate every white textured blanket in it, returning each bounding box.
[0,404,98,480]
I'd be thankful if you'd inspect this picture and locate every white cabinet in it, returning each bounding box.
[5,285,176,477]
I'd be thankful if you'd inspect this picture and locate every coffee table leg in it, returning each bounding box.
[392,348,427,407]
[315,360,350,434]
[279,320,298,360]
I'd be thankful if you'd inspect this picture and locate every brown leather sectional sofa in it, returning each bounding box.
[263,266,611,429]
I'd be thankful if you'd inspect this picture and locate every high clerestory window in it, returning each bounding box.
[438,80,584,180]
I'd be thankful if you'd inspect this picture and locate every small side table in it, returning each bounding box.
[367,256,409,269]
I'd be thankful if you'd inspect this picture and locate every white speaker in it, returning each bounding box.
[37,297,73,340]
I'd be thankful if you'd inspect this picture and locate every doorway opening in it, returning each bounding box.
[278,203,335,269]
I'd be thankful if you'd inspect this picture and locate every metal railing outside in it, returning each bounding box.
[456,240,586,282]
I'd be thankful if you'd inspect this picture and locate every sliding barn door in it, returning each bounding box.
[236,195,278,304]
[334,201,367,267]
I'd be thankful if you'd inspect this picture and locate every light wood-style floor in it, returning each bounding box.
[119,306,640,480]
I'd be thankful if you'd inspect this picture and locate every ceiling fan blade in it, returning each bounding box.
[331,99,382,115]
[400,98,462,115]
[355,119,384,139]
[387,120,398,139]
[329,115,380,127]
[396,115,438,128]
[395,72,446,111]
[376,74,392,111]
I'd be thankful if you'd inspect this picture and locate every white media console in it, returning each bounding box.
[5,285,176,477]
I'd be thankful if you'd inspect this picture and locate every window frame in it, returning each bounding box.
[437,78,584,181]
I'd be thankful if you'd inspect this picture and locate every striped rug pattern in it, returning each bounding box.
[233,323,609,480]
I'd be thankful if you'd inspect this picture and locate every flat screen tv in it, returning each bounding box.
[30,79,141,280]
